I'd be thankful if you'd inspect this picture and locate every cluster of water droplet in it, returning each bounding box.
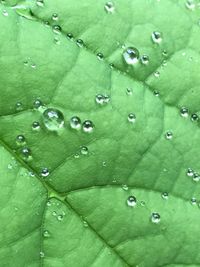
[187,168,200,182]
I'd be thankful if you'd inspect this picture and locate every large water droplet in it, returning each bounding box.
[123,47,139,65]
[151,31,162,44]
[82,120,94,133]
[70,116,81,129]
[127,196,137,207]
[42,108,64,131]
[151,212,160,224]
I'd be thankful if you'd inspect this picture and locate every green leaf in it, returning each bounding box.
[1,0,200,266]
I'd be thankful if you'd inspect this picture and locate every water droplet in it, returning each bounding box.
[185,0,195,10]
[3,9,8,16]
[33,99,43,109]
[128,113,136,123]
[39,251,45,258]
[42,108,64,131]
[193,172,200,182]
[43,230,50,237]
[187,168,194,177]
[104,1,115,13]
[162,50,168,57]
[127,196,137,207]
[161,192,168,199]
[140,201,146,206]
[67,33,73,39]
[97,53,104,60]
[95,94,110,105]
[80,146,88,155]
[180,107,189,117]
[36,0,44,7]
[57,214,63,221]
[21,147,32,161]
[122,184,128,191]
[32,121,40,130]
[126,88,133,95]
[15,102,23,111]
[191,197,197,205]
[151,212,160,224]
[76,39,84,47]
[165,131,173,140]
[52,13,58,21]
[52,25,61,34]
[82,120,94,133]
[16,135,26,145]
[83,220,88,227]
[154,71,160,78]
[102,161,107,167]
[151,31,162,44]
[141,55,149,65]
[123,47,139,65]
[8,163,13,170]
[70,116,81,129]
[54,37,60,45]
[154,90,160,96]
[41,168,49,177]
[74,153,80,159]
[191,113,199,122]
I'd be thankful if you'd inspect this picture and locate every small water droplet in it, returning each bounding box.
[42,108,64,131]
[52,25,61,34]
[151,212,160,224]
[95,94,110,105]
[36,0,44,7]
[70,116,81,129]
[154,71,160,78]
[33,99,43,109]
[127,196,137,207]
[80,146,88,155]
[16,135,26,145]
[123,47,139,65]
[141,55,149,65]
[191,113,199,122]
[39,251,45,258]
[122,184,128,191]
[126,88,133,96]
[187,168,194,177]
[97,53,104,60]
[82,120,94,133]
[180,107,189,117]
[193,172,200,182]
[191,197,197,205]
[162,50,168,57]
[43,230,50,237]
[76,39,84,47]
[102,161,107,167]
[154,90,160,96]
[15,102,23,111]
[3,9,8,16]
[185,0,195,10]
[41,168,49,177]
[104,1,115,13]
[32,121,40,130]
[67,33,73,39]
[57,214,63,221]
[8,163,13,170]
[161,192,168,199]
[21,147,32,161]
[151,31,162,44]
[128,113,136,123]
[165,131,173,140]
[52,13,58,21]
